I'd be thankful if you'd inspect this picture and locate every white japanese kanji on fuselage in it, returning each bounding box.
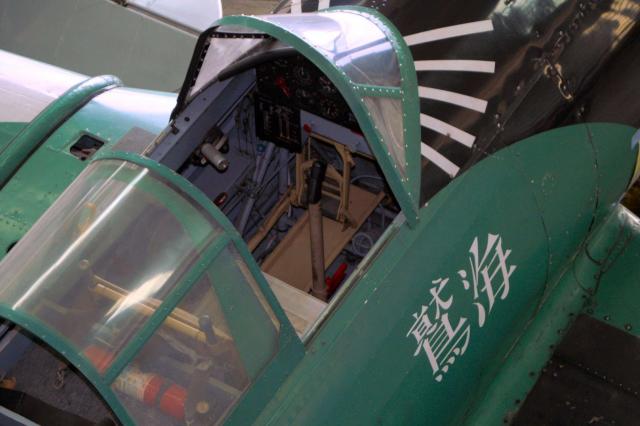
[406,233,517,382]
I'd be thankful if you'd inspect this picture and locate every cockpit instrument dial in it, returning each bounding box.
[294,65,313,86]
[319,76,338,96]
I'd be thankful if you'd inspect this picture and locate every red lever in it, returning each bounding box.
[326,263,348,295]
[275,76,291,98]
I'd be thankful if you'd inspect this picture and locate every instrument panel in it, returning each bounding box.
[255,55,360,132]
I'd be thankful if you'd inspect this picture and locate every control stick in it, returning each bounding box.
[308,161,328,300]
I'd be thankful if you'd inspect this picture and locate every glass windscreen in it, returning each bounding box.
[190,36,271,97]
[187,11,402,102]
[363,96,406,177]
[0,160,222,371]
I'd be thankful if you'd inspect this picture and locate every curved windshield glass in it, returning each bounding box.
[190,36,272,97]
[264,12,400,87]
[187,11,401,99]
[363,96,406,178]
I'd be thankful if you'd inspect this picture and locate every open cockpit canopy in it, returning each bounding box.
[174,7,421,224]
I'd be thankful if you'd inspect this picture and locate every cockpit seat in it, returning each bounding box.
[261,185,384,293]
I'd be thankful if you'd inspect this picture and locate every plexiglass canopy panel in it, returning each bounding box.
[186,11,401,104]
[0,160,220,358]
[190,35,272,97]
[113,275,249,425]
[363,96,406,178]
[179,7,420,223]
[112,244,279,425]
[0,158,280,424]
[264,13,401,87]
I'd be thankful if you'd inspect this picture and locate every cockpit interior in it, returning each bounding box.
[169,41,401,331]
[0,11,417,426]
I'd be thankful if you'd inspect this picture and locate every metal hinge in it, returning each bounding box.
[542,59,574,101]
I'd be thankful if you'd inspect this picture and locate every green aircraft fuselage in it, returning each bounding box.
[1,6,640,426]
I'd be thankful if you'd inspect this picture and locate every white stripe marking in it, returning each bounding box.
[421,143,460,177]
[420,114,476,148]
[419,86,488,113]
[318,0,330,10]
[404,20,494,46]
[291,1,302,13]
[415,60,495,73]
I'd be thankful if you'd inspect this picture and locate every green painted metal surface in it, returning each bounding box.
[588,206,640,339]
[0,38,639,424]
[0,86,175,259]
[0,74,121,188]
[448,124,637,425]
[253,123,638,425]
[0,123,26,152]
[461,203,640,424]
[257,140,545,425]
[0,88,177,424]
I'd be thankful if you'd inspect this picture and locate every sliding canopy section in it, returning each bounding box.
[175,7,421,225]
[0,153,298,424]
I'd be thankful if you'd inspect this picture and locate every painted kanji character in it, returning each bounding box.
[458,233,517,327]
[407,278,469,382]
